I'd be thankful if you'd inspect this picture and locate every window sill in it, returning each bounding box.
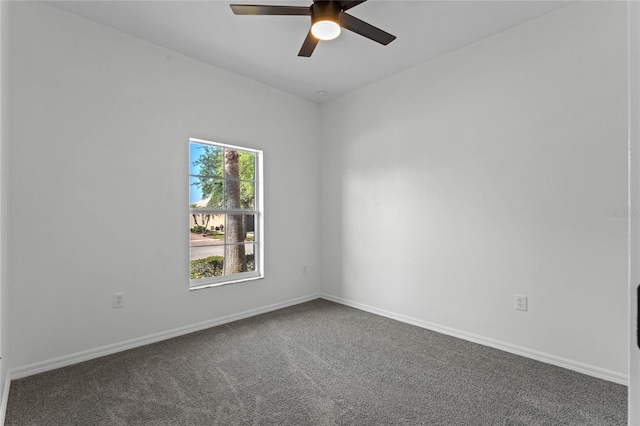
[189,273,263,291]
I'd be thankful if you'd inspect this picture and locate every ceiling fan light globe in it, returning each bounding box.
[311,20,341,41]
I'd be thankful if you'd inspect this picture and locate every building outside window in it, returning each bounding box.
[189,138,263,289]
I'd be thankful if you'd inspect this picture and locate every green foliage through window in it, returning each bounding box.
[190,255,256,280]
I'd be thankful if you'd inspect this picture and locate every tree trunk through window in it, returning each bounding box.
[224,149,247,274]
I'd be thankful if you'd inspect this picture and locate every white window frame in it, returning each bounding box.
[189,138,263,290]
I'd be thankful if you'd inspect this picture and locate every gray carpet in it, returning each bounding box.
[5,299,627,425]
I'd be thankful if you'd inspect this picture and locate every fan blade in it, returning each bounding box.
[340,12,396,45]
[338,1,367,11]
[298,30,319,57]
[230,5,311,16]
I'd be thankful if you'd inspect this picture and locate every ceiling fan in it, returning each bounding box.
[230,0,396,57]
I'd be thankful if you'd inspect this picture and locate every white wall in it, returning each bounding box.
[629,0,640,421]
[320,2,629,381]
[0,0,10,403]
[6,1,320,371]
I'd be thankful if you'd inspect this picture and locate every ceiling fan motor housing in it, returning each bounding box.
[311,1,342,28]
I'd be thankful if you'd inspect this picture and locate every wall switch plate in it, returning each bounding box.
[302,264,308,275]
[515,295,527,311]
[113,292,125,308]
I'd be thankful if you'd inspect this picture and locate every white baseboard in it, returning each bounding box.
[8,293,320,382]
[320,293,629,386]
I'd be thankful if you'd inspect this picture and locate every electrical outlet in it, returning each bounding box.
[113,293,125,309]
[515,295,527,311]
[302,264,308,275]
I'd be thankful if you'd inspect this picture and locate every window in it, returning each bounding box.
[189,138,263,289]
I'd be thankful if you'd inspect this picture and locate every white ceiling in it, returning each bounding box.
[46,0,570,103]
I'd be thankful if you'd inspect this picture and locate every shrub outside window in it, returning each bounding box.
[189,138,263,289]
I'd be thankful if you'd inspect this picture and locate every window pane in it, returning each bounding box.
[241,215,256,242]
[239,181,255,210]
[189,249,224,279]
[189,176,204,206]
[190,213,226,237]
[190,143,223,178]
[223,243,255,275]
[189,215,226,279]
[190,176,225,208]
[190,218,225,254]
[238,151,255,181]
[245,244,256,272]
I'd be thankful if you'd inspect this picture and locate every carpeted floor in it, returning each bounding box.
[5,299,627,425]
